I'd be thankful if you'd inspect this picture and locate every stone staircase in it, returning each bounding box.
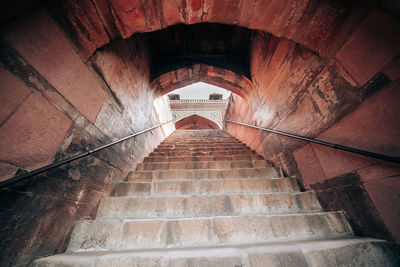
[33,130,398,266]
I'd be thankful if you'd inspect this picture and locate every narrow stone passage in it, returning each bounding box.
[34,130,398,266]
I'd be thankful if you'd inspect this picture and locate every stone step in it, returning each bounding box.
[136,160,270,171]
[157,142,245,148]
[32,238,399,267]
[163,135,239,143]
[66,212,353,251]
[114,177,301,197]
[128,167,280,182]
[153,147,251,152]
[143,154,264,163]
[149,150,258,157]
[96,192,322,219]
[161,140,242,145]
[160,141,241,146]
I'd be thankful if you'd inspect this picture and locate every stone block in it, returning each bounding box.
[161,0,185,27]
[364,176,400,241]
[357,161,400,183]
[67,212,353,251]
[309,174,392,239]
[46,0,110,61]
[302,238,399,266]
[0,93,72,169]
[96,191,321,219]
[293,144,326,186]
[310,82,400,178]
[2,8,106,123]
[114,182,151,197]
[248,248,308,267]
[336,9,400,85]
[0,67,31,125]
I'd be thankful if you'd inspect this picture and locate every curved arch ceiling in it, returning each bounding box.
[44,0,365,61]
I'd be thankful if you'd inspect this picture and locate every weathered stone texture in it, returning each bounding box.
[2,8,107,124]
[0,66,31,125]
[225,13,400,244]
[0,93,72,169]
[336,9,400,85]
[225,31,362,163]
[293,83,400,240]
[0,8,172,267]
[45,0,110,61]
[40,0,379,64]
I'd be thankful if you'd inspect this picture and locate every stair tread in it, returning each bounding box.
[107,191,311,198]
[134,166,277,173]
[66,211,353,252]
[77,211,348,221]
[34,238,399,266]
[97,191,322,219]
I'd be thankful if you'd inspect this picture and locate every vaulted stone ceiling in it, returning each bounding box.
[35,0,394,62]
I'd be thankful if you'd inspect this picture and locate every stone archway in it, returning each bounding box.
[175,114,220,130]
[151,64,251,100]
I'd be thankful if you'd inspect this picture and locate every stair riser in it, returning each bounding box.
[162,137,238,141]
[164,138,236,142]
[137,160,270,171]
[154,146,249,152]
[67,212,353,251]
[96,192,322,219]
[158,142,241,148]
[157,143,246,148]
[143,155,263,163]
[115,178,300,197]
[128,168,280,182]
[149,150,257,157]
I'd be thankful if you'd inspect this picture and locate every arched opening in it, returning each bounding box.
[175,114,220,130]
[167,82,230,131]
[152,64,250,100]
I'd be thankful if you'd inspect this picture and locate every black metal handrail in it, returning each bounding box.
[0,120,174,189]
[225,119,400,164]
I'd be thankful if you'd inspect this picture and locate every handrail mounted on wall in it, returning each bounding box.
[0,120,173,189]
[225,119,400,164]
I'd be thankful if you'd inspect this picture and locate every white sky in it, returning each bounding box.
[167,82,231,99]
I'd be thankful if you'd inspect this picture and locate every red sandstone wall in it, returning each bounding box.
[225,7,400,242]
[293,83,400,241]
[224,94,263,156]
[0,8,173,266]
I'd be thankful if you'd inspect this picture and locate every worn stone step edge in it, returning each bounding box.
[66,212,353,251]
[96,191,322,219]
[159,143,244,147]
[143,155,264,163]
[159,144,244,148]
[149,150,258,156]
[33,238,399,267]
[153,148,253,153]
[136,160,270,171]
[114,178,301,196]
[128,167,281,182]
[155,147,250,150]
